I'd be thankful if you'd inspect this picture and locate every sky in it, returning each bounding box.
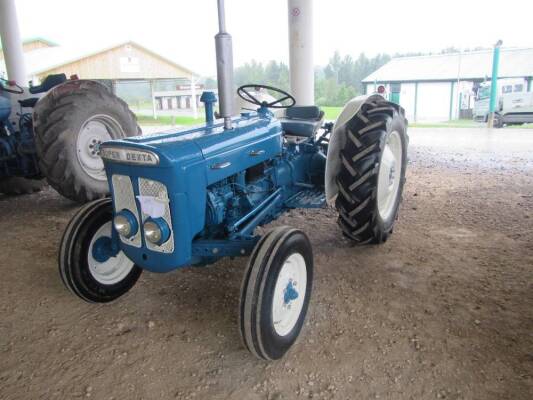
[13,0,533,76]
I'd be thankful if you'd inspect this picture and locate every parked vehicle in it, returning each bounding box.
[0,75,139,201]
[473,79,533,127]
[58,0,408,360]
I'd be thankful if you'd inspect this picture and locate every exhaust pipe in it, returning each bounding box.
[215,0,235,130]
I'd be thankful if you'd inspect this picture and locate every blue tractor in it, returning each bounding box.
[0,75,138,201]
[59,1,408,360]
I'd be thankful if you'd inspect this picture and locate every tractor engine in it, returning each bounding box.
[204,162,275,236]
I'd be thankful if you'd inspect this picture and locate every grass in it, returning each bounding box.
[136,115,205,126]
[136,110,533,130]
[322,110,533,129]
[322,106,343,120]
[410,120,533,129]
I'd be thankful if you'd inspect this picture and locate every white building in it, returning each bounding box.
[0,38,203,116]
[363,48,533,122]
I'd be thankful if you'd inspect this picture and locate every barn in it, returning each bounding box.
[363,48,533,122]
[0,38,201,115]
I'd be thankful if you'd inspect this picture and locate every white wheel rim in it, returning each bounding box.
[76,114,124,181]
[377,130,403,221]
[272,253,307,337]
[87,221,135,285]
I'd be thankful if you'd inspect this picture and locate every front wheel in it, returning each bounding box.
[59,198,142,303]
[239,226,313,360]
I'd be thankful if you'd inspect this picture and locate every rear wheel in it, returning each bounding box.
[335,100,408,244]
[0,177,45,195]
[33,80,141,203]
[493,114,503,128]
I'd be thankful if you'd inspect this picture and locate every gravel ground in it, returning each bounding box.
[0,128,532,400]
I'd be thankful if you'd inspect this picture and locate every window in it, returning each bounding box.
[513,84,524,93]
[477,86,490,100]
[502,85,512,94]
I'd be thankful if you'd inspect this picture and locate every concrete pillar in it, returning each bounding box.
[288,0,314,105]
[190,75,198,118]
[0,0,27,85]
[150,80,157,119]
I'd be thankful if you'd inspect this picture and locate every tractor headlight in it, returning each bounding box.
[144,218,170,245]
[113,210,138,238]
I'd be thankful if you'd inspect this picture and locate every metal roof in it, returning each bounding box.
[363,47,533,83]
[0,37,58,50]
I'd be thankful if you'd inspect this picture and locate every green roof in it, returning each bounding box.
[0,37,58,50]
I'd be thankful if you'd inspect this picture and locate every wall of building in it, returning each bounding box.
[38,43,191,80]
[366,80,479,121]
[415,82,451,121]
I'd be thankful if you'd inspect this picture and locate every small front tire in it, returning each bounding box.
[59,198,142,303]
[239,226,313,360]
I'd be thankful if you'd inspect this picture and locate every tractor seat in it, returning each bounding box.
[29,73,67,94]
[18,97,39,108]
[281,106,324,137]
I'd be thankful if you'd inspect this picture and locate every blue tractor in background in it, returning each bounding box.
[58,1,408,360]
[0,75,139,201]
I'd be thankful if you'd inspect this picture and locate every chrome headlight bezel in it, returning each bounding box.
[113,210,138,239]
[143,217,171,246]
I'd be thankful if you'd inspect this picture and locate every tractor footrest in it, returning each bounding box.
[286,188,326,209]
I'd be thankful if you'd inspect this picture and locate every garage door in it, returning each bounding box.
[416,82,452,122]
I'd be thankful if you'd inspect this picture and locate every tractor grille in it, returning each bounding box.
[111,174,174,253]
[111,175,141,248]
[138,178,174,253]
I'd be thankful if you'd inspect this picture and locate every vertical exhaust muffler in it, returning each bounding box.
[215,0,235,130]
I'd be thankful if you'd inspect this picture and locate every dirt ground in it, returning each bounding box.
[1,128,532,400]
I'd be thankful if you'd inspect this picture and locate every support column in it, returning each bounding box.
[150,79,157,119]
[0,0,27,85]
[449,81,454,121]
[190,74,198,119]
[488,40,502,128]
[413,82,418,122]
[288,0,314,105]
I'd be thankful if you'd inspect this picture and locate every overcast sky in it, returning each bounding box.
[15,0,533,76]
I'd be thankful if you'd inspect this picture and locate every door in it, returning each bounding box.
[390,83,401,104]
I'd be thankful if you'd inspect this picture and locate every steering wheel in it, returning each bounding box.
[0,78,24,94]
[237,84,296,109]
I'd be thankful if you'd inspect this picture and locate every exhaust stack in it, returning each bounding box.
[215,0,235,130]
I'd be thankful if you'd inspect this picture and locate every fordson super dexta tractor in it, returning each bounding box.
[59,1,408,360]
[0,75,138,201]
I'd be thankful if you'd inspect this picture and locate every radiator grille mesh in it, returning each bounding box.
[138,178,174,253]
[111,175,141,248]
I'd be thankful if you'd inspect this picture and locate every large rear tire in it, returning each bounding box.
[335,100,408,244]
[0,177,46,195]
[33,80,141,203]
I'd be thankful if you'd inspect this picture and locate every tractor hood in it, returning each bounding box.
[99,111,283,272]
[101,112,280,170]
